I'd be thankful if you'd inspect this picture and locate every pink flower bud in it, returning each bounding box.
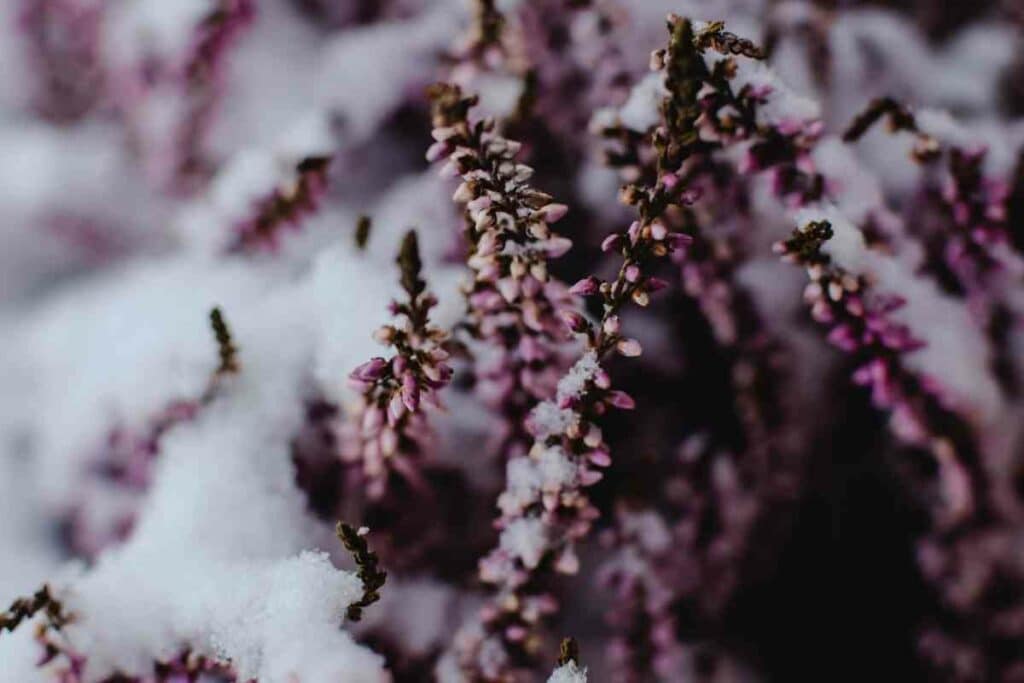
[387,393,405,425]
[646,277,670,292]
[606,390,636,410]
[401,372,420,412]
[667,233,694,250]
[569,276,600,296]
[628,220,641,244]
[379,427,398,456]
[425,141,450,162]
[497,277,520,302]
[350,357,388,382]
[601,233,623,253]
[467,195,491,213]
[536,203,569,223]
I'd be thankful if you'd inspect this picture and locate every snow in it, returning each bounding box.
[548,661,588,683]
[616,72,666,132]
[499,517,549,570]
[0,240,404,680]
[103,0,214,66]
[794,207,1002,424]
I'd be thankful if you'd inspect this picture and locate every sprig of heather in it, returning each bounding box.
[340,230,453,500]
[336,522,387,623]
[841,100,1024,393]
[427,83,576,460]
[442,31,696,674]
[171,0,255,193]
[843,98,1019,298]
[596,21,801,679]
[774,220,980,524]
[703,39,1012,682]
[8,585,241,683]
[645,21,983,519]
[228,155,332,253]
[117,0,254,194]
[1,585,87,680]
[68,308,241,557]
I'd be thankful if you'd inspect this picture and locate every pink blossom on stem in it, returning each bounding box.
[339,230,453,500]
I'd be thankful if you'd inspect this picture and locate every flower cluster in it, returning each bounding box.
[445,18,704,674]
[428,83,576,459]
[775,220,978,523]
[340,230,453,500]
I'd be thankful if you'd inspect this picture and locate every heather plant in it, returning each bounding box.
[2,2,1024,683]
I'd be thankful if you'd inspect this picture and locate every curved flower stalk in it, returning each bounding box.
[775,219,981,521]
[67,307,241,557]
[697,27,1019,680]
[340,230,453,500]
[441,24,697,670]
[18,0,104,123]
[773,216,1021,677]
[428,83,576,460]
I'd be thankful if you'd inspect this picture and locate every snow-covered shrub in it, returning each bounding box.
[2,1,1023,681]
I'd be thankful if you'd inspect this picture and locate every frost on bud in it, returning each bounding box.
[536,203,569,223]
[546,236,573,258]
